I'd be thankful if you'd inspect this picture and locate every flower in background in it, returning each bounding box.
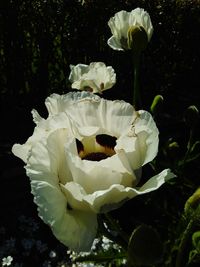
[69,62,116,93]
[12,92,174,252]
[107,8,153,51]
[2,256,13,266]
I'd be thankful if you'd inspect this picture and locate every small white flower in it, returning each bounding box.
[49,250,57,258]
[12,92,175,252]
[69,62,116,93]
[107,8,153,51]
[2,256,13,266]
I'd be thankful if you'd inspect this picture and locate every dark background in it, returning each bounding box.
[0,0,200,266]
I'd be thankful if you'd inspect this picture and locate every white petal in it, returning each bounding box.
[115,110,159,170]
[135,110,159,165]
[12,143,30,163]
[45,91,100,115]
[12,111,73,163]
[108,10,130,39]
[31,109,43,124]
[60,93,136,137]
[107,36,124,51]
[26,129,97,251]
[26,128,73,184]
[69,64,89,83]
[138,168,175,192]
[31,180,97,252]
[91,168,174,212]
[61,169,175,213]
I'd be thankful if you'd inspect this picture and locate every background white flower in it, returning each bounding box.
[2,256,13,266]
[12,92,174,252]
[69,62,116,93]
[107,8,153,51]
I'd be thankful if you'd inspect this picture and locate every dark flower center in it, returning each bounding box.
[96,134,117,149]
[82,152,109,161]
[76,134,117,162]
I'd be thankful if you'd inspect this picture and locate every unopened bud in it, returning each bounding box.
[166,140,180,159]
[184,105,199,128]
[150,95,164,115]
[127,25,148,52]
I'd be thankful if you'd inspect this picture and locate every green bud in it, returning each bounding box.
[128,225,163,266]
[127,25,148,52]
[184,105,199,128]
[166,141,180,159]
[150,95,164,115]
[192,231,200,252]
[184,188,200,214]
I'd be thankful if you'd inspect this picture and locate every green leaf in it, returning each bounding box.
[128,224,163,266]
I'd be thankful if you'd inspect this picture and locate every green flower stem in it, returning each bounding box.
[175,206,200,267]
[181,129,194,169]
[132,51,141,109]
[175,218,194,267]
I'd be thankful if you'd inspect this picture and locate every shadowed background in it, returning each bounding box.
[0,0,200,266]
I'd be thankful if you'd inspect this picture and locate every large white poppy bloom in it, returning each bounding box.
[12,92,174,252]
[69,62,116,93]
[107,8,153,51]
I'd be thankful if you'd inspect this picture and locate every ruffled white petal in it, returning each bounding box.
[31,109,43,124]
[115,110,158,170]
[61,168,175,213]
[69,64,89,82]
[12,143,31,163]
[12,111,74,163]
[31,180,97,252]
[26,129,97,251]
[45,91,100,115]
[107,36,124,51]
[51,92,137,137]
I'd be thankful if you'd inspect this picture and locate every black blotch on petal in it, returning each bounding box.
[83,152,108,161]
[76,139,84,153]
[96,134,117,149]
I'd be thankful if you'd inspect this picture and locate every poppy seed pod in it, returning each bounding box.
[127,25,148,52]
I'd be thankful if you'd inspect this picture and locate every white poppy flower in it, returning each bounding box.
[12,91,174,252]
[107,8,153,51]
[69,62,116,93]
